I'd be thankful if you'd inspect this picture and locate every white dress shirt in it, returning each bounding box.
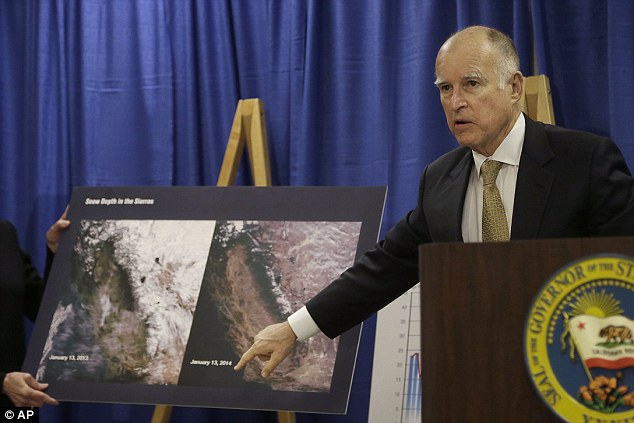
[289,113,526,341]
[462,113,524,242]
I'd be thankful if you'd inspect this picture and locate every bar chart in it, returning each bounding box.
[368,283,421,423]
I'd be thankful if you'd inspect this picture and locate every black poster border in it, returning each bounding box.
[23,186,387,414]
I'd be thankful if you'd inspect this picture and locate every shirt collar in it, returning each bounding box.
[472,113,525,174]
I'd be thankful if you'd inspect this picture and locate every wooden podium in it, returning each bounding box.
[419,237,634,422]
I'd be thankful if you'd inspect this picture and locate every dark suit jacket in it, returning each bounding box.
[307,115,634,338]
[0,220,51,406]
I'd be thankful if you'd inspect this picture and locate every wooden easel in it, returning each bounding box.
[522,74,555,125]
[217,98,272,187]
[151,99,295,423]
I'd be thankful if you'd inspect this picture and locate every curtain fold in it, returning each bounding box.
[606,1,634,166]
[1,1,632,422]
[531,0,634,169]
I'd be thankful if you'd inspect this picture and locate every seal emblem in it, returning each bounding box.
[525,254,634,422]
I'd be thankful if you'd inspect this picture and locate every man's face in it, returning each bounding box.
[434,35,521,156]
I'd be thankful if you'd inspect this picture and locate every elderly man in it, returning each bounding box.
[235,25,634,377]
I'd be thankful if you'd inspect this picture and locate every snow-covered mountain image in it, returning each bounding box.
[36,218,362,393]
[37,219,215,384]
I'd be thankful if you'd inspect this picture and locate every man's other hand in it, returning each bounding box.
[46,206,70,253]
[2,372,59,407]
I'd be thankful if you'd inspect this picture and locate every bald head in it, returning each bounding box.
[436,26,520,89]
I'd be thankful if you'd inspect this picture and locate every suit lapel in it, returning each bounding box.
[437,151,472,241]
[511,116,555,239]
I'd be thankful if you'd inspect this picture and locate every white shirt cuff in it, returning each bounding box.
[287,306,322,342]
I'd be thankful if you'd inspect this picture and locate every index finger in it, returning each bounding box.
[43,394,59,406]
[36,392,59,406]
[234,346,258,371]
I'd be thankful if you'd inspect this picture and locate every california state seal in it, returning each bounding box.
[525,254,634,422]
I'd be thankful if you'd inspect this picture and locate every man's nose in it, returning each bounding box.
[451,90,467,111]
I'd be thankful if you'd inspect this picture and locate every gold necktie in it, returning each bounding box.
[481,160,509,242]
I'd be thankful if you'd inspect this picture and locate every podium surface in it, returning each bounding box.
[419,237,634,422]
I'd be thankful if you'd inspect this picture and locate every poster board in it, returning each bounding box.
[23,185,386,413]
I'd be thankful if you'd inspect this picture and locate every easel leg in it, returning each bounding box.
[150,405,173,423]
[150,98,287,423]
[277,411,297,423]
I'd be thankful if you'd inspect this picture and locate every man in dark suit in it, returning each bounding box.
[1,211,69,407]
[234,25,634,376]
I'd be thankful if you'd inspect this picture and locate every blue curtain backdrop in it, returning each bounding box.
[1,1,633,422]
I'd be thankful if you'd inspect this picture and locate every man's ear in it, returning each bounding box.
[510,71,524,104]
